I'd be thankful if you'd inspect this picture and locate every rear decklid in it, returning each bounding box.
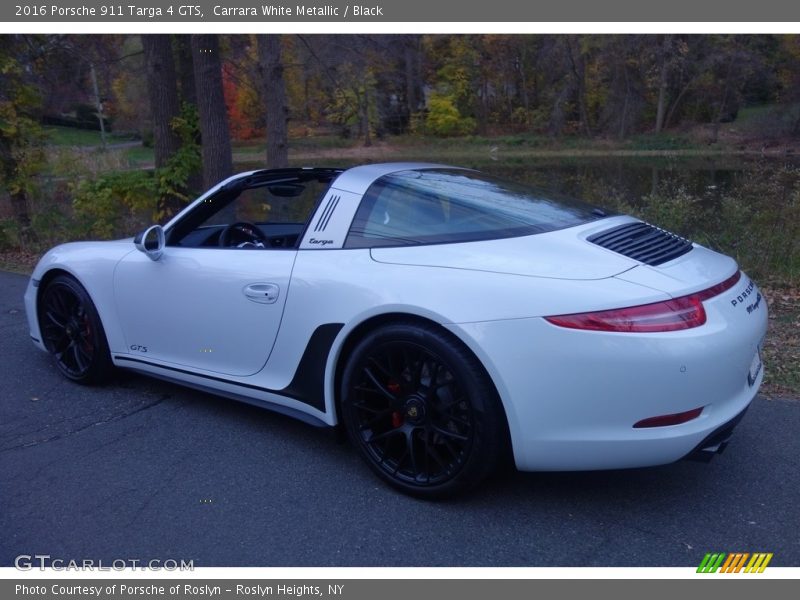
[613,244,738,298]
[581,218,740,296]
[370,216,642,280]
[371,214,739,292]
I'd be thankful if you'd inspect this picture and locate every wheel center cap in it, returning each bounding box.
[65,319,81,340]
[404,398,426,423]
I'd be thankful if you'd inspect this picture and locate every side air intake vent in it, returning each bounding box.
[588,221,692,266]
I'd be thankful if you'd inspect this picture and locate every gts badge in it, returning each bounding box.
[130,344,148,353]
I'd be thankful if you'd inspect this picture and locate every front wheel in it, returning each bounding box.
[38,274,113,384]
[340,322,507,499]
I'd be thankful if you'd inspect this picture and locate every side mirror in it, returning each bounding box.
[134,225,165,261]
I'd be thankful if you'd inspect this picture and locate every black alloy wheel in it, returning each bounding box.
[341,322,506,498]
[39,274,112,384]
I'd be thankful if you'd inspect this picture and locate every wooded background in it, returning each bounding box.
[2,34,799,395]
[3,34,800,234]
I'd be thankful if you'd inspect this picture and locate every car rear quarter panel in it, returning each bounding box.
[273,248,675,426]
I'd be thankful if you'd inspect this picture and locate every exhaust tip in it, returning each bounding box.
[682,406,749,463]
[685,440,730,462]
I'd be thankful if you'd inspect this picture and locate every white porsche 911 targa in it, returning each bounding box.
[24,163,767,497]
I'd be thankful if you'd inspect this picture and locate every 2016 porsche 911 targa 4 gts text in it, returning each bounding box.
[24,163,767,497]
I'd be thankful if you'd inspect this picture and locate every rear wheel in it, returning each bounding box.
[39,274,113,384]
[340,322,506,498]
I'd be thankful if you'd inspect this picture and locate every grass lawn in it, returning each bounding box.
[44,125,140,147]
[123,145,154,167]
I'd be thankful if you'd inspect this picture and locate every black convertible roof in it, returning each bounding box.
[220,167,344,193]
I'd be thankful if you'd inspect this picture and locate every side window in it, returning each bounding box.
[203,185,320,227]
[346,169,602,248]
[347,180,450,247]
[168,174,335,249]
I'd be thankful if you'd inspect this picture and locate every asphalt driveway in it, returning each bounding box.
[1,270,798,567]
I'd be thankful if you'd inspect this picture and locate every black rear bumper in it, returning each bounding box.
[683,405,750,463]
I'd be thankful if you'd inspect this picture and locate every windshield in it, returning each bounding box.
[345,169,605,248]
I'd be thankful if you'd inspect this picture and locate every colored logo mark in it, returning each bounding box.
[697,552,773,573]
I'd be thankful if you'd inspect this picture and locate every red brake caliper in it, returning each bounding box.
[82,315,93,353]
[387,382,402,428]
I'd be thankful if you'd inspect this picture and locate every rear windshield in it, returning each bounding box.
[345,169,604,248]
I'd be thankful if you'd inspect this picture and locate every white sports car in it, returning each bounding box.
[24,163,767,497]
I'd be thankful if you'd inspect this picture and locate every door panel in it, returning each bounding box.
[113,247,295,377]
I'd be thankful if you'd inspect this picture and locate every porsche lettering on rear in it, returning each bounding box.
[23,163,768,498]
[731,279,756,307]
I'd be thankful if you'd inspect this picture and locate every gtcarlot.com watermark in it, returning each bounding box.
[15,554,194,571]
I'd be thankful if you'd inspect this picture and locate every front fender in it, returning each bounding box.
[27,241,137,354]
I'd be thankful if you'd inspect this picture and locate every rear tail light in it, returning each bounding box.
[545,270,741,333]
[633,407,704,428]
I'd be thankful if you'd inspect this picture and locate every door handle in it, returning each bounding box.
[243,283,280,304]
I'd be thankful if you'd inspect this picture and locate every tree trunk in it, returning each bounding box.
[518,47,530,115]
[664,78,695,131]
[618,63,631,139]
[191,35,232,190]
[172,34,203,196]
[655,35,671,133]
[8,191,36,243]
[404,42,418,115]
[258,34,289,168]
[549,83,571,137]
[142,35,184,217]
[89,63,107,148]
[404,35,423,120]
[173,35,197,106]
[566,37,592,137]
[711,53,736,144]
[362,85,372,147]
[141,35,181,169]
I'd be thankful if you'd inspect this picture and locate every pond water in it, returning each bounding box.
[289,153,795,208]
[335,154,800,282]
[427,155,790,205]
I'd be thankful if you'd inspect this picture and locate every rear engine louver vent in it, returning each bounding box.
[588,222,693,266]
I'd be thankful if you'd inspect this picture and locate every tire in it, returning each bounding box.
[38,274,113,384]
[340,321,506,499]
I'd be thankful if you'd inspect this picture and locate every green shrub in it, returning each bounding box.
[72,170,156,239]
[424,94,476,137]
[0,218,20,251]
